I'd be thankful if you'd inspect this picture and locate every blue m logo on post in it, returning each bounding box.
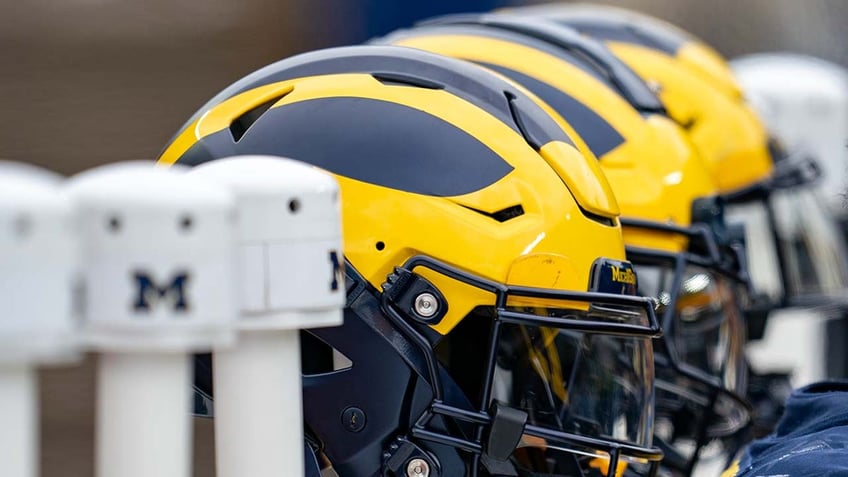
[132,271,190,312]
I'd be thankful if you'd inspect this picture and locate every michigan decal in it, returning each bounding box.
[132,271,190,313]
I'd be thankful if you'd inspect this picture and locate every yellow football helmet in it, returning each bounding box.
[503,2,830,422]
[159,45,663,477]
[513,0,831,362]
[377,15,753,477]
[504,3,778,197]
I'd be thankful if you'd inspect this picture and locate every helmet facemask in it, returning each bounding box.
[623,213,753,476]
[387,255,663,477]
[158,44,664,477]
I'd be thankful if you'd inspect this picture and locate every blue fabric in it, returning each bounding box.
[735,380,848,476]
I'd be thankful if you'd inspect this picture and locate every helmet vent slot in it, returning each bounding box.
[229,92,290,142]
[460,204,525,222]
[372,72,445,90]
[580,206,615,227]
[504,91,543,150]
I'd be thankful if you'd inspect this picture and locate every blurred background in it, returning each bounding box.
[1,0,844,475]
[2,0,845,175]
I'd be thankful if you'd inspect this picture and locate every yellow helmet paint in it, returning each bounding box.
[159,67,625,335]
[160,45,666,476]
[380,26,718,254]
[378,20,753,475]
[721,460,741,477]
[605,42,773,193]
[502,3,775,196]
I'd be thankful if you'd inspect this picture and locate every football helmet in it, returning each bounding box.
[732,53,848,223]
[731,52,848,300]
[509,4,825,307]
[376,15,752,477]
[504,0,827,443]
[730,55,848,394]
[158,45,663,477]
[504,3,821,199]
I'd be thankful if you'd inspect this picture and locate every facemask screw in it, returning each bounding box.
[414,293,438,318]
[406,458,430,477]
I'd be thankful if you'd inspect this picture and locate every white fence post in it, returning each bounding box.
[0,165,80,477]
[189,155,344,477]
[65,162,238,477]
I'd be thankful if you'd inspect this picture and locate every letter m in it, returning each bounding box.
[132,271,190,313]
[611,266,621,282]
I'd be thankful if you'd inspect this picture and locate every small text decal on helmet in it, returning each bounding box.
[590,259,638,296]
[611,266,636,285]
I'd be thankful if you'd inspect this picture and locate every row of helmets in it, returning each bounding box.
[156,3,848,477]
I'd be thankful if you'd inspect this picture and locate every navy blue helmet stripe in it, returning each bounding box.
[403,14,666,115]
[376,25,616,90]
[476,62,625,159]
[178,97,515,197]
[553,19,685,56]
[167,46,573,153]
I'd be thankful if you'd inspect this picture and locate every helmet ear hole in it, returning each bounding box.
[375,241,386,251]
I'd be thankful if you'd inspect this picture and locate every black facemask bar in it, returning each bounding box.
[379,254,663,477]
[721,145,822,205]
[621,220,753,476]
[627,248,753,475]
[721,142,823,313]
[619,217,751,291]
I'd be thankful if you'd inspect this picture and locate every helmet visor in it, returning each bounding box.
[652,363,750,474]
[634,261,751,473]
[636,263,747,396]
[654,361,750,440]
[395,255,662,474]
[494,305,655,450]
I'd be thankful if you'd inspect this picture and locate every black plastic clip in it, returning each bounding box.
[485,401,528,463]
[382,435,440,477]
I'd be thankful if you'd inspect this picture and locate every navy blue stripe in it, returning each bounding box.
[165,46,572,153]
[179,97,514,197]
[553,19,685,56]
[377,24,615,89]
[403,14,665,115]
[476,62,625,159]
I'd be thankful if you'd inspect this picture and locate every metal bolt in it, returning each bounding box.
[414,293,438,318]
[406,458,430,477]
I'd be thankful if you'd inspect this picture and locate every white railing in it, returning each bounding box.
[0,156,344,477]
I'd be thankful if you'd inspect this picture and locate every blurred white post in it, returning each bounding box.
[65,162,238,477]
[0,166,79,477]
[189,156,344,477]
